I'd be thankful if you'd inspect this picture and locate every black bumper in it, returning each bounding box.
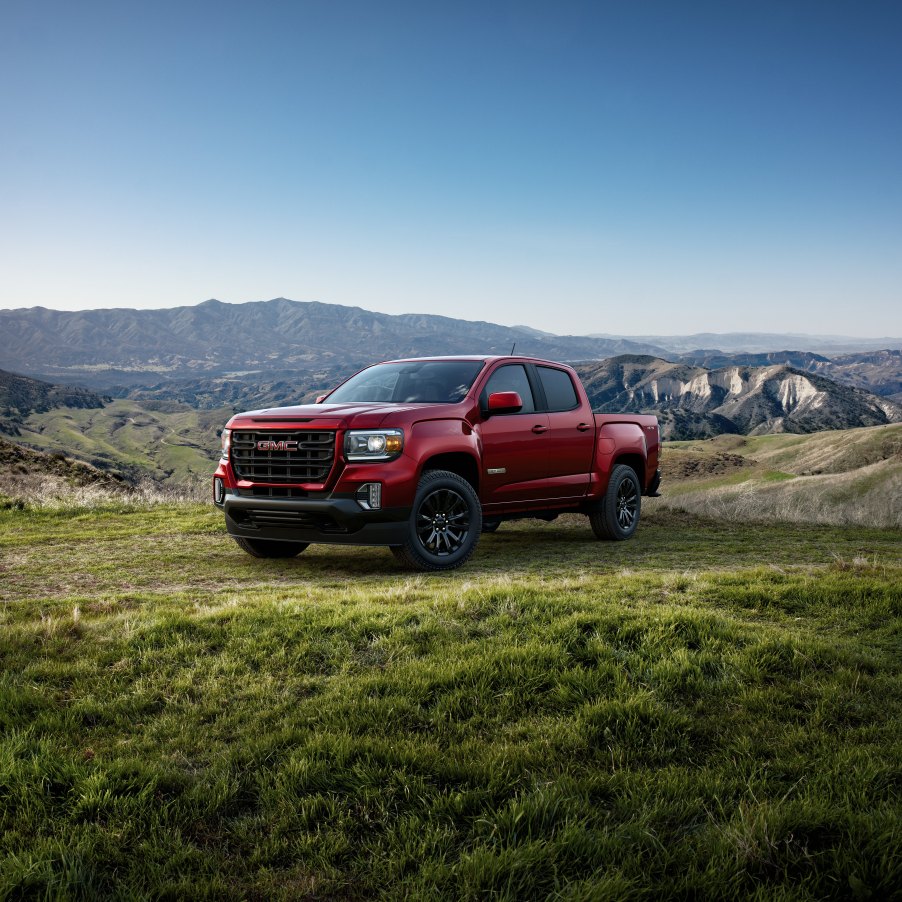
[220,492,411,546]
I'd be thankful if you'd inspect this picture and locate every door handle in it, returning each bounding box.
[531,424,548,434]
[576,423,591,432]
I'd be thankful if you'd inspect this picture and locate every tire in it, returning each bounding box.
[482,519,502,533]
[233,536,309,558]
[391,470,482,571]
[589,464,641,541]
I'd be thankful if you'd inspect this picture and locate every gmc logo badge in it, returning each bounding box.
[257,440,298,451]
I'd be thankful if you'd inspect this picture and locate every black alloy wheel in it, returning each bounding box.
[416,487,471,555]
[589,463,642,541]
[615,476,639,531]
[392,469,482,571]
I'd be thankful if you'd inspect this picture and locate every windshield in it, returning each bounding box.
[326,360,485,404]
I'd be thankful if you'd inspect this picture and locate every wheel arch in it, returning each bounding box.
[612,453,645,491]
[419,452,480,493]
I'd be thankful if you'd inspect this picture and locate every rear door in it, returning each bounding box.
[478,363,550,505]
[533,364,595,498]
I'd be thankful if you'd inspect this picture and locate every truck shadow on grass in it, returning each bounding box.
[223,509,902,581]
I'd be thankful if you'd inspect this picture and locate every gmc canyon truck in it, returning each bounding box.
[213,356,660,571]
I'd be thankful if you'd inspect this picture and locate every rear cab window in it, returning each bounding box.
[537,366,579,411]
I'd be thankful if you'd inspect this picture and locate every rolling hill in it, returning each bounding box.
[651,423,902,528]
[0,434,130,506]
[2,400,226,488]
[0,369,104,429]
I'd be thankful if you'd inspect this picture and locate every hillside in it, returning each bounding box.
[580,356,902,439]
[0,435,129,506]
[120,366,354,410]
[0,298,664,384]
[0,369,104,430]
[654,424,902,528]
[4,400,226,488]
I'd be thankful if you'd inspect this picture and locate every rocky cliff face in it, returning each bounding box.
[679,349,902,402]
[576,357,902,439]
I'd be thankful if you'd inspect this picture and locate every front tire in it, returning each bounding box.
[233,536,309,558]
[589,464,641,541]
[391,470,482,571]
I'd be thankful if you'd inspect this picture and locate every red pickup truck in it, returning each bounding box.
[213,356,660,571]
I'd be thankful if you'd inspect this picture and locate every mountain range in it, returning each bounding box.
[0,298,665,385]
[2,298,899,393]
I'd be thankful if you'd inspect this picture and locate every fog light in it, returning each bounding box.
[213,477,225,504]
[355,482,382,510]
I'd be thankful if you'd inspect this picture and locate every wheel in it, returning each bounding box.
[482,519,502,533]
[589,464,641,541]
[233,536,309,558]
[391,470,482,571]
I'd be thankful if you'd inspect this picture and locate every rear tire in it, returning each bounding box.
[589,464,641,541]
[233,536,309,558]
[391,470,482,571]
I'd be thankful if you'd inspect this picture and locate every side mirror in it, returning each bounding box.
[486,391,523,415]
[315,394,328,404]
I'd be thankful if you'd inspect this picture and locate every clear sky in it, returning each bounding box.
[1,0,900,337]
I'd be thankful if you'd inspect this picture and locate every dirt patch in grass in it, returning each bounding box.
[661,450,752,482]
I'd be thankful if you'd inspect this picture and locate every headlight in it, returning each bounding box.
[221,428,231,460]
[344,429,403,461]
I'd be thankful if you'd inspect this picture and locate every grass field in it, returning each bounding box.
[1,502,900,899]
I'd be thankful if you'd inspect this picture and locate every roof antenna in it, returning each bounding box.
[510,342,516,355]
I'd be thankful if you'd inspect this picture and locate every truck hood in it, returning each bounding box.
[227,402,439,430]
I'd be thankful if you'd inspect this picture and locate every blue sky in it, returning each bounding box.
[1,0,900,336]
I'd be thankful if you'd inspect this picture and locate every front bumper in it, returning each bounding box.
[220,491,411,546]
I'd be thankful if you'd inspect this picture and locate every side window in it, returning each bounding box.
[483,364,535,413]
[538,366,579,411]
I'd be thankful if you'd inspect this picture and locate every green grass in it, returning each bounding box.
[1,505,900,899]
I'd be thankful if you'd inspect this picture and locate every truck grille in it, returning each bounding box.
[231,430,336,484]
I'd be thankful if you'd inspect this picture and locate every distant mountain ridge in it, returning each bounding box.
[592,331,902,355]
[0,298,666,384]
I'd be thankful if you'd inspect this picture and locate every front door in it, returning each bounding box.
[478,363,550,506]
